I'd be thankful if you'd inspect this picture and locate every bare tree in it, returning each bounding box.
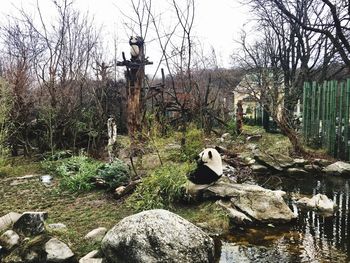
[268,0,350,68]
[233,0,338,154]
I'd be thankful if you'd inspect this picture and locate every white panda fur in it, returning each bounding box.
[188,148,223,185]
[130,36,140,58]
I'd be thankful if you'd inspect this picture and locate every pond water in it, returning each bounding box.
[219,174,350,263]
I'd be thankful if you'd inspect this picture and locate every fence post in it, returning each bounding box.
[346,79,350,160]
[327,81,332,150]
[321,81,327,147]
[338,82,344,158]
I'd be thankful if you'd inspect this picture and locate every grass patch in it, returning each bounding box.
[127,162,195,212]
[176,202,230,233]
[0,156,42,179]
[0,174,133,258]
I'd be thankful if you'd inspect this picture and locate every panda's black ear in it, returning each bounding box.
[208,150,212,159]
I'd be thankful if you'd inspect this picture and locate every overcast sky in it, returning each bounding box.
[1,0,252,76]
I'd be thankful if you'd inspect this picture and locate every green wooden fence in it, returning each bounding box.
[303,79,350,160]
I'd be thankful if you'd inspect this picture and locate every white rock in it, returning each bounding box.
[79,258,103,263]
[293,158,307,166]
[323,161,350,175]
[297,193,335,214]
[48,223,67,230]
[45,238,74,262]
[0,212,21,231]
[0,230,20,250]
[222,133,230,138]
[84,227,107,242]
[79,250,99,261]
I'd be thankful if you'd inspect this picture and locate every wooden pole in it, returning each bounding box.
[338,82,344,158]
[302,82,307,140]
[321,81,327,147]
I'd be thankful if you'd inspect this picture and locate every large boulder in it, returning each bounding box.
[13,212,47,236]
[323,161,350,175]
[101,209,215,263]
[200,181,296,224]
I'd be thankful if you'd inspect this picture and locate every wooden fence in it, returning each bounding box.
[303,79,350,160]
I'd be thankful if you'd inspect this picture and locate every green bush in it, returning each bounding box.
[96,159,130,190]
[181,128,205,161]
[167,128,204,162]
[227,117,237,136]
[128,162,195,211]
[54,155,101,192]
[48,155,130,193]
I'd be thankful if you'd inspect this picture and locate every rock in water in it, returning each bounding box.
[202,182,296,223]
[101,209,215,263]
[13,212,47,236]
[323,161,350,175]
[45,238,75,263]
[296,193,335,214]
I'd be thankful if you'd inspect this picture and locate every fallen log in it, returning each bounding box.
[114,179,141,199]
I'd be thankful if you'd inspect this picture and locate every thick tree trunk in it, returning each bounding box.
[236,100,243,134]
[127,67,143,144]
[277,112,308,156]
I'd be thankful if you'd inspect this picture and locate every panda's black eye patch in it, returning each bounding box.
[208,151,212,159]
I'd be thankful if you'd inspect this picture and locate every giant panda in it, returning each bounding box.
[188,148,223,185]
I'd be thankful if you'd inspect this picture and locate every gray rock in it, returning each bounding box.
[45,238,75,263]
[202,182,296,223]
[296,193,335,214]
[221,133,231,138]
[223,165,236,177]
[304,164,322,173]
[0,212,21,231]
[293,158,307,166]
[246,134,262,142]
[13,212,47,236]
[0,230,20,250]
[286,168,308,175]
[23,250,40,263]
[79,258,103,263]
[48,223,67,230]
[253,151,284,172]
[216,200,252,225]
[314,158,333,167]
[323,161,350,175]
[251,164,269,174]
[79,250,99,262]
[84,227,107,242]
[101,209,215,263]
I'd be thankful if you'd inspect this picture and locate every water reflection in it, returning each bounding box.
[220,175,350,263]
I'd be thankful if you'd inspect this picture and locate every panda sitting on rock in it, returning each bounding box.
[188,148,223,185]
